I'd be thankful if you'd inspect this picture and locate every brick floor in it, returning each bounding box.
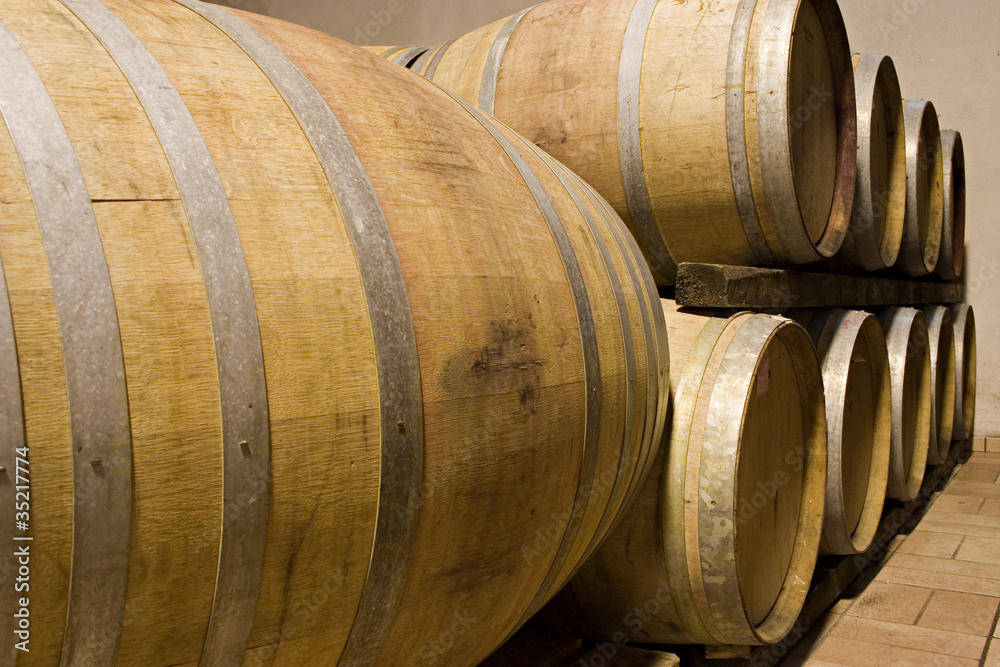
[782,451,1000,666]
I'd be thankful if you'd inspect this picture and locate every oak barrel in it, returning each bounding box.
[392,0,858,284]
[0,1,668,665]
[923,305,956,464]
[897,100,944,276]
[799,309,890,555]
[839,54,905,271]
[878,307,932,500]
[937,129,966,281]
[951,304,977,442]
[563,301,827,646]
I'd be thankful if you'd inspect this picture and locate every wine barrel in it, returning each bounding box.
[365,44,430,67]
[951,304,976,441]
[840,54,905,271]
[799,309,890,555]
[937,130,966,281]
[923,305,956,464]
[878,308,932,500]
[564,301,826,646]
[0,1,668,665]
[897,100,944,276]
[390,0,858,284]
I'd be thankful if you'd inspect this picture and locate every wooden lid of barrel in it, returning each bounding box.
[951,304,977,442]
[937,129,967,280]
[898,100,944,276]
[923,305,957,464]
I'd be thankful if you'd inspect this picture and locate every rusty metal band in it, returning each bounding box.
[459,104,601,628]
[0,241,25,667]
[479,8,530,114]
[422,38,454,79]
[725,0,775,265]
[57,1,271,664]
[174,2,425,664]
[617,0,677,282]
[391,45,429,67]
[531,148,639,557]
[0,17,133,665]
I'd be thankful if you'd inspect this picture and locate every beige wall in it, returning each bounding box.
[212,0,1000,435]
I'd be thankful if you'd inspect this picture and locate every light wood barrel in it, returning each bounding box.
[923,305,956,464]
[799,309,890,555]
[391,0,858,284]
[951,304,976,441]
[937,130,966,281]
[840,54,905,271]
[364,44,431,67]
[0,2,668,665]
[897,100,944,276]
[565,301,827,646]
[878,307,932,500]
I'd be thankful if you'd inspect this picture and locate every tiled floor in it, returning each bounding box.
[781,451,1000,667]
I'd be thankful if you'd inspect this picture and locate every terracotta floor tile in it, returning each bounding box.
[983,499,1000,517]
[791,612,843,658]
[889,552,1000,580]
[985,642,1000,667]
[955,536,1000,565]
[829,615,987,659]
[802,661,848,667]
[922,511,1000,529]
[879,565,1000,596]
[809,635,979,666]
[954,467,1000,483]
[996,621,1000,638]
[948,481,1000,498]
[829,597,855,615]
[930,495,986,515]
[918,519,1000,539]
[917,589,1000,636]
[844,581,932,624]
[895,530,964,558]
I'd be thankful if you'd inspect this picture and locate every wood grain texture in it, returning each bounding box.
[566,301,826,646]
[951,304,976,441]
[0,1,666,664]
[381,0,858,283]
[937,130,966,281]
[897,100,944,277]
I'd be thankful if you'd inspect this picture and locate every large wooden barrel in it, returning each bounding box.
[0,1,668,665]
[562,301,827,646]
[897,100,944,276]
[799,309,890,555]
[392,0,858,284]
[839,54,905,271]
[923,306,956,464]
[937,130,966,281]
[878,308,932,500]
[951,304,977,441]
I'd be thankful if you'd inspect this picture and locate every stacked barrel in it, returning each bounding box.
[373,0,977,656]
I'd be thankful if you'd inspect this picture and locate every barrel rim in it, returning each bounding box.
[879,307,932,500]
[952,303,976,440]
[848,53,905,270]
[938,129,966,280]
[755,0,856,263]
[899,99,944,276]
[812,310,891,555]
[924,305,957,465]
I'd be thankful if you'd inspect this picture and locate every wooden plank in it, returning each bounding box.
[675,263,964,309]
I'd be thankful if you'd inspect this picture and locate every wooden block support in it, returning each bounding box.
[675,263,965,309]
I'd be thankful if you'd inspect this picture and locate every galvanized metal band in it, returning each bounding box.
[377,45,400,58]
[665,314,740,644]
[585,187,667,542]
[410,44,434,73]
[0,245,25,667]
[391,45,429,67]
[938,129,961,280]
[532,147,638,558]
[923,305,953,465]
[479,8,530,114]
[846,54,886,270]
[901,100,937,276]
[422,38,454,79]
[460,103,602,625]
[879,307,922,498]
[175,3,425,664]
[0,17,133,665]
[725,0,775,265]
[617,0,677,282]
[58,2,270,664]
